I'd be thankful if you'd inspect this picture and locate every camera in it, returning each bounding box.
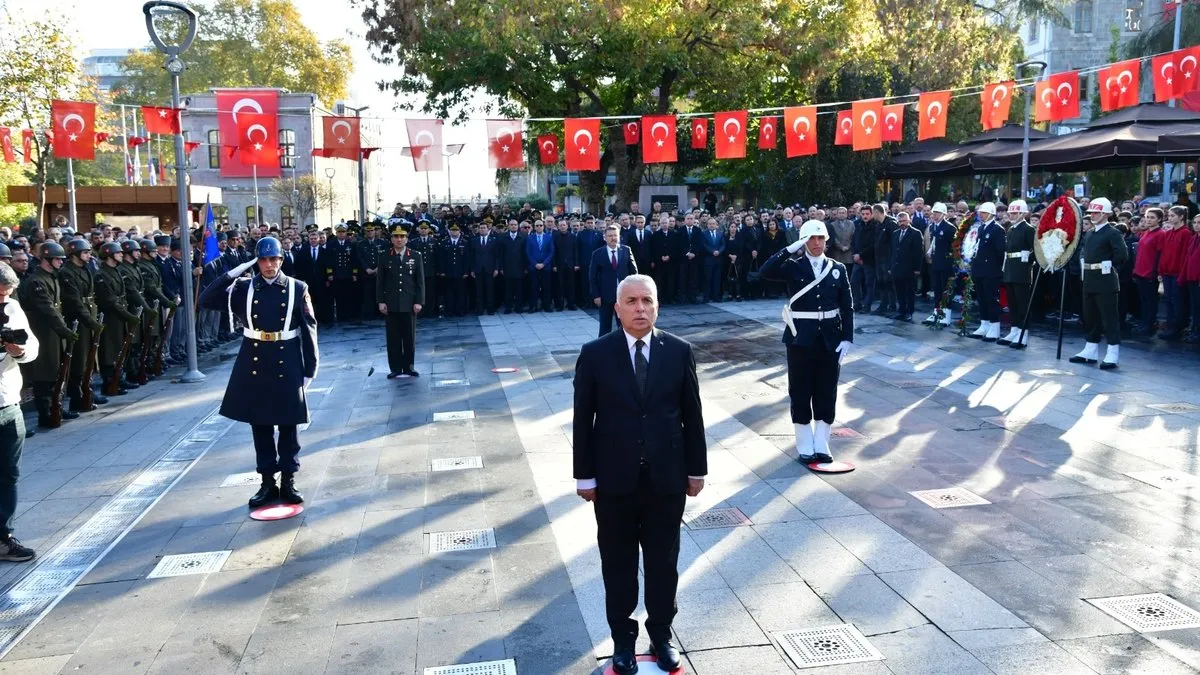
[0,305,27,346]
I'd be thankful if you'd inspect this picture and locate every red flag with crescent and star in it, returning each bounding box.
[622,120,640,145]
[690,118,708,150]
[917,91,950,141]
[783,106,817,157]
[714,110,747,159]
[1099,60,1140,112]
[216,89,279,177]
[980,81,1014,131]
[536,134,559,165]
[21,129,32,163]
[757,116,778,150]
[643,115,678,164]
[834,110,854,146]
[184,140,201,155]
[406,119,444,172]
[51,99,96,160]
[564,118,600,171]
[231,111,280,168]
[1035,71,1080,122]
[1153,47,1200,102]
[322,116,361,160]
[486,119,525,170]
[851,99,883,151]
[0,128,13,163]
[882,104,905,142]
[141,106,182,135]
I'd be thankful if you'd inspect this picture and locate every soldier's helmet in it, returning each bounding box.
[0,243,11,260]
[40,242,67,260]
[100,242,122,258]
[66,239,91,256]
[139,238,156,253]
[120,239,140,254]
[256,236,283,258]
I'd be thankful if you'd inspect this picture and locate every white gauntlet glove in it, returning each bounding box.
[1100,260,1112,275]
[227,258,258,278]
[786,239,805,254]
[1019,250,1030,263]
[835,340,853,365]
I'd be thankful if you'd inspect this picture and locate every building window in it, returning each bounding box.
[1028,16,1039,41]
[1074,1,1093,33]
[246,206,258,226]
[1124,0,1144,31]
[207,129,220,169]
[281,205,293,227]
[279,129,296,169]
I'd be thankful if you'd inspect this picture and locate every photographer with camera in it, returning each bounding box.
[0,262,39,561]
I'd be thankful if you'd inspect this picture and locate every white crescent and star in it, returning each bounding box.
[859,110,877,135]
[625,121,638,136]
[992,84,1009,107]
[840,117,853,135]
[541,139,556,153]
[693,121,706,138]
[1181,54,1197,79]
[414,130,436,147]
[650,121,669,148]
[1040,86,1055,108]
[230,98,263,124]
[61,113,85,142]
[246,123,268,149]
[1056,82,1074,106]
[494,126,516,153]
[722,117,741,143]
[573,128,593,154]
[927,101,943,121]
[1162,61,1176,85]
[331,119,352,144]
[792,115,811,142]
[884,111,898,130]
[762,120,774,137]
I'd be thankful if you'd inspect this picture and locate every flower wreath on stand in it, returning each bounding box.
[1034,195,1082,273]
[931,217,977,336]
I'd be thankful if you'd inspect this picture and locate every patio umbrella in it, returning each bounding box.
[886,124,1050,176]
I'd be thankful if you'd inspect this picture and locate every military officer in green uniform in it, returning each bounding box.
[117,240,156,384]
[998,200,1035,348]
[137,238,177,373]
[378,226,425,378]
[59,239,106,411]
[94,242,140,394]
[1070,197,1129,370]
[18,243,78,428]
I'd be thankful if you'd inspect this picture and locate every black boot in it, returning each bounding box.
[248,474,279,508]
[279,472,304,504]
[92,390,108,404]
[100,367,127,396]
[34,392,57,429]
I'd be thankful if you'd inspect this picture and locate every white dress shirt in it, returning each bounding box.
[806,252,827,276]
[0,300,39,408]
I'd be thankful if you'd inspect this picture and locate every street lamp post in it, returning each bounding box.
[143,0,204,383]
[343,104,369,224]
[1015,60,1047,202]
[325,167,336,227]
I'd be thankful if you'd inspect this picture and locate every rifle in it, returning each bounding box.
[49,320,80,428]
[79,313,103,412]
[137,300,159,384]
[105,308,140,396]
[154,306,176,376]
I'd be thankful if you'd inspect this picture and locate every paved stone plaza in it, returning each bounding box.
[0,299,1198,674]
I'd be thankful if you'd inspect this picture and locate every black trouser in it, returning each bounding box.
[555,267,575,309]
[598,301,618,337]
[31,381,56,422]
[331,279,357,322]
[1006,282,1032,330]
[677,258,699,302]
[385,311,416,374]
[442,276,467,316]
[474,272,495,313]
[423,276,438,316]
[653,260,676,303]
[893,275,916,315]
[876,266,895,310]
[0,404,24,538]
[594,468,686,648]
[362,272,382,319]
[531,267,552,310]
[786,343,840,424]
[250,424,300,474]
[703,261,722,301]
[504,275,524,312]
[931,269,952,309]
[974,275,1002,322]
[1084,291,1121,345]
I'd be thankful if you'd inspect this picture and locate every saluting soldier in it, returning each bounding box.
[199,237,319,508]
[323,223,359,323]
[998,200,1036,348]
[377,226,425,378]
[1070,198,1128,370]
[356,221,388,319]
[18,243,78,429]
[59,239,106,412]
[756,220,854,465]
[438,223,469,316]
[93,243,139,395]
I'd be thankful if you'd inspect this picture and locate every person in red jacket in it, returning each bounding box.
[1179,214,1200,342]
[1158,206,1194,340]
[1132,208,1164,336]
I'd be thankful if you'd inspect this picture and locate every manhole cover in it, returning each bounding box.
[1088,593,1200,632]
[147,551,232,579]
[433,410,475,422]
[909,487,991,509]
[830,427,864,439]
[221,472,268,487]
[434,379,471,388]
[1147,402,1200,414]
[429,528,496,554]
[682,507,751,530]
[775,624,884,668]
[431,456,484,472]
[425,659,517,675]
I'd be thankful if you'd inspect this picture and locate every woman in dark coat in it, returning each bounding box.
[760,221,787,298]
[724,222,745,300]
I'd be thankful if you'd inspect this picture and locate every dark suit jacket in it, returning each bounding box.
[294,245,326,287]
[699,229,726,265]
[588,245,638,303]
[468,234,499,274]
[889,226,925,278]
[498,232,527,277]
[573,329,707,495]
[624,228,653,271]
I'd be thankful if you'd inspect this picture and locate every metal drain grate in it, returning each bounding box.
[1147,402,1200,414]
[433,379,470,388]
[1029,368,1072,377]
[830,427,863,439]
[8,569,80,599]
[909,487,991,509]
[683,507,751,530]
[433,410,475,422]
[221,472,268,487]
[0,599,41,623]
[429,529,496,554]
[431,456,484,472]
[147,551,232,579]
[775,624,885,669]
[1087,593,1200,632]
[424,659,517,675]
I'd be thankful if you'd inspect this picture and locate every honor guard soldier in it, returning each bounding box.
[998,200,1035,348]
[199,237,319,507]
[117,240,155,383]
[93,243,139,394]
[408,220,439,316]
[137,238,177,343]
[968,203,1007,341]
[1070,198,1128,369]
[18,243,78,429]
[756,220,854,465]
[59,239,106,411]
[356,221,388,319]
[438,223,469,316]
[377,226,425,378]
[324,223,360,323]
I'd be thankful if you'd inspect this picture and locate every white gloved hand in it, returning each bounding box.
[1019,250,1030,263]
[1101,260,1112,275]
[227,258,258,279]
[786,239,805,254]
[835,340,853,365]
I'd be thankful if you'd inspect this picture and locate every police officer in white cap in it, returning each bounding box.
[968,202,1007,341]
[757,219,853,465]
[1070,197,1128,369]
[924,202,957,326]
[998,200,1035,348]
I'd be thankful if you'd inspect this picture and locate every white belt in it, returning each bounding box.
[1082,263,1106,271]
[1006,252,1027,259]
[243,328,299,342]
[787,309,840,321]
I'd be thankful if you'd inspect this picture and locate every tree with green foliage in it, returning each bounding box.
[268,174,335,227]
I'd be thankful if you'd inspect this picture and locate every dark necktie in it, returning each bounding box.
[634,339,647,396]
[611,250,617,270]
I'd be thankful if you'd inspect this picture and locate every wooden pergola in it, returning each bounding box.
[5,184,222,231]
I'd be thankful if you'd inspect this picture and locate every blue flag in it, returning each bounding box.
[202,199,219,264]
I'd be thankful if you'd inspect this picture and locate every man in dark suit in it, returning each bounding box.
[294,230,330,322]
[498,219,526,313]
[624,216,653,274]
[553,218,579,311]
[573,273,706,675]
[589,225,638,337]
[699,216,726,302]
[1070,197,1129,369]
[469,217,499,314]
[672,213,702,303]
[999,200,1035,347]
[525,218,555,311]
[888,211,924,321]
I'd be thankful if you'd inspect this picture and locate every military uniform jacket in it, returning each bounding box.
[439,237,469,277]
[1002,220,1036,284]
[409,236,439,278]
[355,237,387,271]
[18,267,72,382]
[323,238,359,281]
[117,263,153,313]
[137,258,174,308]
[970,220,1007,279]
[758,249,854,350]
[199,271,319,426]
[58,261,102,331]
[377,247,426,312]
[1081,224,1130,294]
[928,220,957,272]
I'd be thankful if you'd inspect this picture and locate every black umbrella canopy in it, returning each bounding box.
[1158,132,1200,155]
[880,140,957,177]
[892,124,1052,176]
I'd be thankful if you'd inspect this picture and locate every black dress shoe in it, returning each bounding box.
[1068,355,1096,364]
[611,648,638,674]
[92,392,108,405]
[1100,361,1119,370]
[650,640,681,671]
[812,453,834,464]
[404,369,420,378]
[279,472,304,504]
[61,410,79,420]
[248,475,278,508]
[387,372,401,379]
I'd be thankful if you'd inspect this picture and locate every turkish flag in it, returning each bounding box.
[980,81,1014,130]
[917,91,950,140]
[184,141,201,155]
[537,134,559,165]
[405,118,444,172]
[486,119,525,170]
[623,120,640,145]
[783,106,817,157]
[880,104,905,142]
[851,99,883,151]
[758,116,778,150]
[565,118,600,171]
[643,115,678,164]
[21,129,32,163]
[1049,71,1081,121]
[0,128,12,163]
[1099,60,1141,112]
[51,99,96,160]
[216,90,279,177]
[1153,47,1200,102]
[690,118,708,150]
[322,116,361,160]
[128,136,147,148]
[835,110,854,146]
[232,111,280,168]
[714,110,747,160]
[141,106,182,135]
